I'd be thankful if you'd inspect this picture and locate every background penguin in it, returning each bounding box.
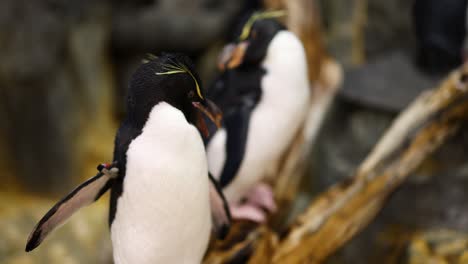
[25,53,230,263]
[205,11,311,222]
[413,0,468,75]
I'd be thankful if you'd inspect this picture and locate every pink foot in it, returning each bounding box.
[229,183,277,223]
[245,183,277,213]
[230,203,266,223]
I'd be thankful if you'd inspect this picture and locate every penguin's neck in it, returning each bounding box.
[259,30,310,105]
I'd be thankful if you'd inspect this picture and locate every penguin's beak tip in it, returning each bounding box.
[192,100,223,130]
[218,41,249,71]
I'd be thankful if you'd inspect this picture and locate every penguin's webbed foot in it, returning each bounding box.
[245,183,277,213]
[230,203,267,223]
[230,183,277,223]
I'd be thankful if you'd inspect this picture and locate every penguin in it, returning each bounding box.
[25,53,230,263]
[205,11,311,222]
[413,0,468,74]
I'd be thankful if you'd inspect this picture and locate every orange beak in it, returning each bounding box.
[217,41,249,71]
[192,100,223,138]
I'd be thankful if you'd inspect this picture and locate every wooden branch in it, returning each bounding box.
[359,67,468,176]
[351,0,367,65]
[205,64,468,263]
[272,64,468,263]
[204,222,271,264]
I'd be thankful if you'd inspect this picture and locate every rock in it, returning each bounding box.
[111,0,243,53]
[340,51,439,111]
[315,99,468,263]
[0,193,111,264]
[311,98,394,189]
[364,0,414,59]
[0,1,115,194]
[318,0,357,66]
[319,0,414,66]
[408,229,468,264]
[413,0,467,75]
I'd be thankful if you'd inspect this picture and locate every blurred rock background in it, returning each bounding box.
[314,0,468,263]
[1,0,467,263]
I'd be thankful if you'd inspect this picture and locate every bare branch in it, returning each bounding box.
[204,63,468,264]
[272,64,468,263]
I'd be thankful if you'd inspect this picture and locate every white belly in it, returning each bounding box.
[208,31,310,203]
[111,103,211,264]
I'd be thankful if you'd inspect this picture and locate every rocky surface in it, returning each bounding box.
[111,0,242,53]
[340,51,439,112]
[314,98,468,264]
[315,7,468,262]
[407,229,468,264]
[0,1,115,194]
[319,0,414,67]
[0,193,111,264]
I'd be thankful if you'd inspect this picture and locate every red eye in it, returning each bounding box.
[188,90,195,98]
[251,30,258,38]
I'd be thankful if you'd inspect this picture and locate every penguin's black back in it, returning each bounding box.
[109,120,141,226]
[413,0,467,74]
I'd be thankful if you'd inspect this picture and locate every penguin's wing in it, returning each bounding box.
[219,103,254,188]
[25,166,118,252]
[208,68,262,186]
[208,173,231,239]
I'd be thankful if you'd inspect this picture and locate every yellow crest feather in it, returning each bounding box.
[142,53,158,64]
[155,59,203,99]
[239,10,287,41]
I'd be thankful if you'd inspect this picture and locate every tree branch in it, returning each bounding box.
[204,64,468,263]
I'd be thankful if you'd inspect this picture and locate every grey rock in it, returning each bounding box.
[340,51,439,112]
[364,0,415,58]
[319,0,356,66]
[313,100,468,264]
[0,1,115,194]
[111,0,242,52]
[0,194,111,264]
[311,98,394,189]
[319,0,415,66]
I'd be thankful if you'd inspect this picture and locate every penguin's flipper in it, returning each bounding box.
[25,166,118,252]
[219,105,252,188]
[208,173,231,239]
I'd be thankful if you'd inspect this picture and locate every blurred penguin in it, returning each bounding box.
[413,0,468,75]
[205,11,310,222]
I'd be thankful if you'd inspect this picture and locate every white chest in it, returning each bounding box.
[208,31,311,203]
[249,30,310,155]
[111,103,211,264]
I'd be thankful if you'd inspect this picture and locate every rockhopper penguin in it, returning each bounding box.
[25,53,230,263]
[206,11,311,222]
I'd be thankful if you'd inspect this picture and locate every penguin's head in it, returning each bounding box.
[127,53,222,136]
[219,10,287,70]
